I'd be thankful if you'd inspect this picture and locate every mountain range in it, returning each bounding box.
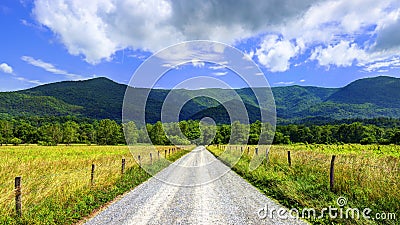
[1,76,400,124]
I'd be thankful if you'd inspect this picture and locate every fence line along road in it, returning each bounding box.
[84,146,307,225]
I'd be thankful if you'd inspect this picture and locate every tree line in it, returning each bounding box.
[1,116,400,146]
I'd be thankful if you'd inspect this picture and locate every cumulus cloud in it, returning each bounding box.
[32,0,318,64]
[310,41,367,68]
[255,35,300,72]
[0,63,13,74]
[21,56,84,80]
[374,16,400,51]
[32,0,400,73]
[252,0,400,71]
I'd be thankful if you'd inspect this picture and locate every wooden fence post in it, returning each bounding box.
[255,147,258,155]
[121,158,126,174]
[150,153,153,165]
[169,149,171,155]
[330,155,336,192]
[287,151,291,167]
[247,147,250,154]
[15,176,22,217]
[158,151,160,160]
[265,149,269,165]
[241,146,243,153]
[165,150,167,158]
[91,164,95,186]
[138,155,141,166]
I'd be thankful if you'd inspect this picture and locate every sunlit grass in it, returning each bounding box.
[208,144,399,225]
[0,145,192,224]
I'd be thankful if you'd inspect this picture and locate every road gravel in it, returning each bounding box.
[85,146,308,225]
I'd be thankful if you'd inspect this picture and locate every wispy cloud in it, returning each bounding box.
[274,81,294,85]
[300,79,306,82]
[361,57,400,72]
[0,62,43,85]
[213,71,228,76]
[21,56,85,80]
[16,77,43,85]
[191,59,205,68]
[209,65,226,70]
[0,63,13,74]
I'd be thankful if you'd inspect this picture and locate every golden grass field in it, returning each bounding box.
[0,145,192,224]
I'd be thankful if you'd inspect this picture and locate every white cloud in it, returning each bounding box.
[32,0,400,73]
[209,65,226,70]
[255,35,300,72]
[32,0,318,64]
[300,79,306,82]
[16,77,43,85]
[213,71,227,76]
[21,56,84,80]
[309,41,367,68]
[361,57,400,72]
[0,63,13,74]
[253,0,400,71]
[191,59,205,68]
[274,81,294,85]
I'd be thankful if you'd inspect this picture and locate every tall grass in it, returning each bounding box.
[0,145,191,224]
[208,144,399,225]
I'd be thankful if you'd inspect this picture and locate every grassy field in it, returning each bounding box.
[0,145,192,225]
[208,144,399,225]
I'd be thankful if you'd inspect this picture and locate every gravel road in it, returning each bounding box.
[85,146,308,225]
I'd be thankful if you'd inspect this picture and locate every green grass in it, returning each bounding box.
[208,144,399,225]
[0,145,191,224]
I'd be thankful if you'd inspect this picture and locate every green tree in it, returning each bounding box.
[10,137,22,146]
[14,121,37,144]
[123,121,138,145]
[63,121,79,145]
[97,119,122,145]
[0,120,13,145]
[38,123,63,145]
[149,121,169,145]
[79,123,95,144]
[230,121,248,144]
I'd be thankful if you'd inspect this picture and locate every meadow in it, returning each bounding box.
[208,144,399,225]
[0,145,192,225]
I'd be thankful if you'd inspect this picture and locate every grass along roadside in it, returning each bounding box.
[0,145,192,225]
[207,144,399,225]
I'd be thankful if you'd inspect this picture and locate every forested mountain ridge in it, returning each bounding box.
[0,76,398,123]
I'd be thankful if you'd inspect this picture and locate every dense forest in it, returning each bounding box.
[1,116,400,146]
[2,76,400,124]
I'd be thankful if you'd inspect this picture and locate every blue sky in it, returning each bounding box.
[1,0,400,91]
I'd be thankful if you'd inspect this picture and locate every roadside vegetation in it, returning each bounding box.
[208,144,399,225]
[0,145,191,225]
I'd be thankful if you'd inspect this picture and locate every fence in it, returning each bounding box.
[0,146,186,218]
[213,144,400,192]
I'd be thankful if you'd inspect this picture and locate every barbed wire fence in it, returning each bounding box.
[212,145,400,191]
[0,146,187,219]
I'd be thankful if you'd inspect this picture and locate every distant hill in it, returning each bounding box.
[327,76,400,108]
[0,76,398,124]
[20,77,126,120]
